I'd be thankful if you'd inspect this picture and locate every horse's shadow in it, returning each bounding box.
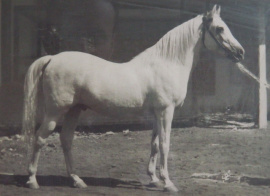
[0,174,144,190]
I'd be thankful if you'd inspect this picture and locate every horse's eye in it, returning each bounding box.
[216,27,224,34]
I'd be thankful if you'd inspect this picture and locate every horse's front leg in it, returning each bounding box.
[147,120,163,188]
[155,105,178,193]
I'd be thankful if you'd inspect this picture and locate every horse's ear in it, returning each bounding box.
[211,4,221,16]
[216,5,221,15]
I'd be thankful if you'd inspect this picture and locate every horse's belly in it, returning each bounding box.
[79,85,149,118]
[89,104,147,118]
[81,96,149,118]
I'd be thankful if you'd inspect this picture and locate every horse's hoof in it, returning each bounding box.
[26,181,40,189]
[74,180,87,188]
[164,185,179,193]
[148,181,164,188]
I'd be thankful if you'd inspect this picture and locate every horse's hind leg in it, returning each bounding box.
[147,119,163,188]
[60,106,87,188]
[27,114,60,189]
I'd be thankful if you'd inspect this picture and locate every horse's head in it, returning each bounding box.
[202,5,245,62]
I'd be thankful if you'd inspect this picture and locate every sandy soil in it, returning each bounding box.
[1,126,270,196]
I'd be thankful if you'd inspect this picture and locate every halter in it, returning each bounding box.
[202,17,234,57]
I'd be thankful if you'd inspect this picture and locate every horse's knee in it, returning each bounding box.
[152,141,159,153]
[159,142,169,155]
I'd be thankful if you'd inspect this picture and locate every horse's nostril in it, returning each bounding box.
[238,48,244,56]
[237,48,245,60]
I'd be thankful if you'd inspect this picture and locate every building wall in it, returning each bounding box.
[0,0,2,87]
[0,1,268,127]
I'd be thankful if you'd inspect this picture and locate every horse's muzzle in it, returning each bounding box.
[229,47,245,62]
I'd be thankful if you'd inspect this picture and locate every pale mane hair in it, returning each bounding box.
[132,15,203,65]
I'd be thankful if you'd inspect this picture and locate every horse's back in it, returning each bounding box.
[50,51,112,70]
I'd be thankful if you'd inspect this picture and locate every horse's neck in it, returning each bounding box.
[134,15,203,70]
[159,15,202,66]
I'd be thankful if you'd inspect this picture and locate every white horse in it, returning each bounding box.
[22,5,244,192]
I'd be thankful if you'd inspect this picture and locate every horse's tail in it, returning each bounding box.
[22,56,51,144]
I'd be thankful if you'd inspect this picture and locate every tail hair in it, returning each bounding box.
[22,56,51,144]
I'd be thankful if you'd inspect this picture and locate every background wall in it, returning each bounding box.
[0,0,269,128]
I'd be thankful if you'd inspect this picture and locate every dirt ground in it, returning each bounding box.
[1,125,270,196]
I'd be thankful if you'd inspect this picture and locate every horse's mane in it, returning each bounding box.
[132,15,203,65]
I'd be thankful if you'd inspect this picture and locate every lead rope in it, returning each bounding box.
[236,62,270,89]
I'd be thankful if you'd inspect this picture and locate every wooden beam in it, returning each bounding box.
[10,0,14,82]
[258,7,267,129]
[0,0,1,86]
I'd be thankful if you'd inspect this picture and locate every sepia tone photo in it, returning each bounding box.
[0,0,270,195]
